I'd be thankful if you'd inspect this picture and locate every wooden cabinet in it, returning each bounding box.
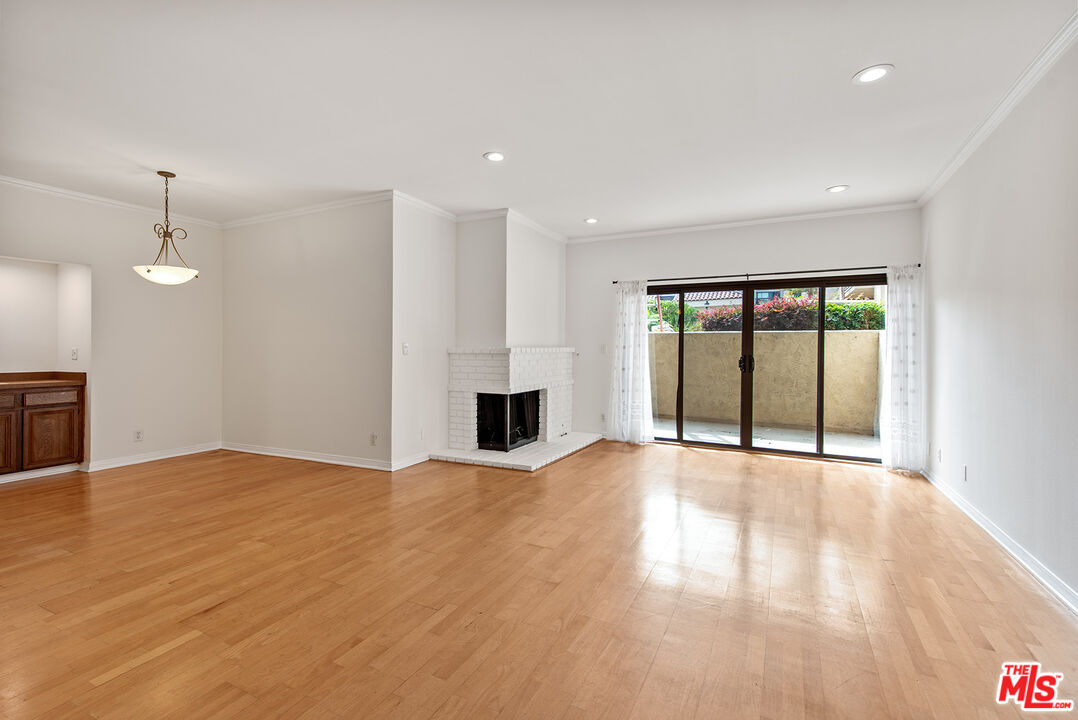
[24,406,80,470]
[0,373,85,475]
[0,409,18,474]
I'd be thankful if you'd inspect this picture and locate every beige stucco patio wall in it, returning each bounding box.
[649,330,881,434]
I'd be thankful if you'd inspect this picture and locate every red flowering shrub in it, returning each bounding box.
[698,298,884,331]
[697,304,743,331]
[754,296,819,330]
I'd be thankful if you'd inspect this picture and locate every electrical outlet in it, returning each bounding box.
[402,342,409,356]
[133,430,144,442]
[369,433,378,446]
[963,464,968,482]
[600,413,606,424]
[71,348,79,361]
[937,448,942,463]
[600,343,606,354]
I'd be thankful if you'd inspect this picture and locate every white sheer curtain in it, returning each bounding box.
[608,280,654,444]
[882,264,925,472]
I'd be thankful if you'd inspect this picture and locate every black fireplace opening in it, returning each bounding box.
[477,390,540,451]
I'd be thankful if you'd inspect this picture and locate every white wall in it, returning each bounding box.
[455,210,566,349]
[0,258,92,373]
[566,208,922,434]
[506,212,566,347]
[455,216,506,348]
[923,40,1078,604]
[0,180,223,465]
[55,263,92,373]
[0,257,58,371]
[391,197,455,465]
[222,199,394,467]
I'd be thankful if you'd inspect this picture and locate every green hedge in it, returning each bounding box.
[824,301,885,330]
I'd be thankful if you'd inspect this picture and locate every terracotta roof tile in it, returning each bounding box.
[684,290,742,301]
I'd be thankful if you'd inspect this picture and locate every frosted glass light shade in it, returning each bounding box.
[132,264,198,285]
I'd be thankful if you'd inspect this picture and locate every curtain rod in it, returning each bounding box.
[611,263,920,285]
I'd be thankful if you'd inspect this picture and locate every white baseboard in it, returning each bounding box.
[220,442,394,472]
[87,442,223,471]
[924,470,1078,616]
[390,452,431,471]
[0,463,83,486]
[3,441,433,486]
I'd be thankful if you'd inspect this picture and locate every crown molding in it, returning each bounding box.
[222,190,455,229]
[455,208,508,224]
[919,9,1078,205]
[506,209,567,243]
[0,174,221,228]
[454,208,565,243]
[391,190,456,221]
[220,190,395,229]
[567,202,920,244]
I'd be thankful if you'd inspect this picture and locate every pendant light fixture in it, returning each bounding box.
[133,170,198,285]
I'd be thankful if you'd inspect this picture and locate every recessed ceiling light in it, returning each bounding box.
[853,64,893,84]
[826,185,850,193]
[584,217,599,224]
[483,151,505,162]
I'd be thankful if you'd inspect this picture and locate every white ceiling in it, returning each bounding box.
[1,1,1074,237]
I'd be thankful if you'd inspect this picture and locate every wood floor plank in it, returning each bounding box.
[2,443,1077,719]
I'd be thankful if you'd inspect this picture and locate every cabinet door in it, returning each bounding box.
[22,406,79,470]
[0,410,17,474]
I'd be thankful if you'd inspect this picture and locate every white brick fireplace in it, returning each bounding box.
[434,347,600,470]
[447,347,573,449]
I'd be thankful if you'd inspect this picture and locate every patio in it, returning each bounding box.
[653,417,882,458]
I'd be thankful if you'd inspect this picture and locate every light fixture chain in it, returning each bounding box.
[163,174,170,231]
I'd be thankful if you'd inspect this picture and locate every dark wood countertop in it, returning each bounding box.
[0,372,87,390]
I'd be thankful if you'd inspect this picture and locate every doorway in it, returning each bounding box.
[647,274,886,461]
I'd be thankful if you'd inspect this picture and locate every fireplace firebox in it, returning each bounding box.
[477,390,540,451]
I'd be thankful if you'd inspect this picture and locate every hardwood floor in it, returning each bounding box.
[1,442,1076,719]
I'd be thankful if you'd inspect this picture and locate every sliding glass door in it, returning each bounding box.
[647,275,886,462]
[822,282,887,459]
[683,289,742,445]
[647,292,678,441]
[751,287,819,453]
